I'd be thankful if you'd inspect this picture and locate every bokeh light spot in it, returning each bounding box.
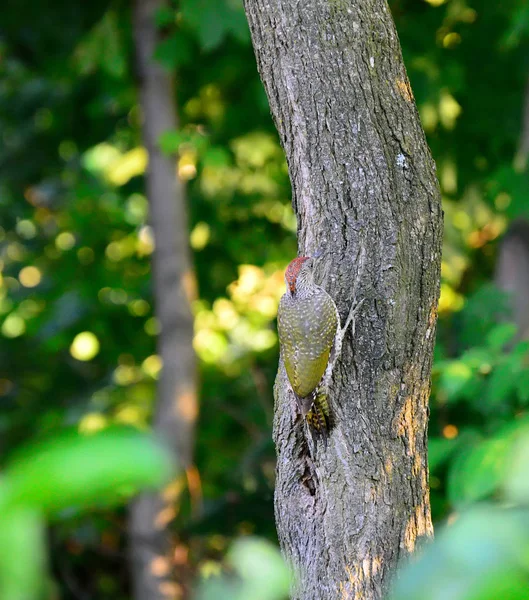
[78,247,95,264]
[443,425,459,439]
[115,404,145,425]
[56,231,76,250]
[439,91,462,130]
[1,314,26,338]
[144,317,161,336]
[137,226,155,256]
[19,266,42,288]
[419,103,438,132]
[142,355,163,379]
[125,194,148,225]
[16,219,37,239]
[453,210,471,231]
[178,151,198,180]
[106,241,123,261]
[70,332,100,361]
[190,222,210,250]
[150,556,171,577]
[18,299,43,318]
[109,289,128,305]
[113,365,140,386]
[79,412,108,434]
[213,298,239,330]
[7,243,26,261]
[200,560,222,579]
[438,283,464,313]
[442,33,461,48]
[107,147,148,186]
[495,193,511,211]
[128,299,150,316]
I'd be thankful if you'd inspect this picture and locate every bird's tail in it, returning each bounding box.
[306,390,329,434]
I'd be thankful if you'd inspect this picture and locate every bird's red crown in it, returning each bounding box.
[285,257,310,293]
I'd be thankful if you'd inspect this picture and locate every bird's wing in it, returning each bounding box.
[277,290,337,399]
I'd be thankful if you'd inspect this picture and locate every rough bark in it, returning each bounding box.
[243,1,442,598]
[130,1,197,599]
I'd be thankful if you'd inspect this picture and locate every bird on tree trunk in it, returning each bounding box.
[277,256,363,433]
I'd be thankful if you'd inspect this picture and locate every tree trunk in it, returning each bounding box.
[495,220,529,341]
[243,1,442,598]
[515,76,529,171]
[130,1,197,599]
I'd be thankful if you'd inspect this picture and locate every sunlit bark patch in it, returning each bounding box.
[154,505,177,529]
[402,502,432,554]
[181,270,197,303]
[150,555,171,577]
[174,387,198,423]
[395,78,414,103]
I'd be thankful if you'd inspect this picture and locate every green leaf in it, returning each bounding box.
[501,5,529,49]
[180,0,250,51]
[486,323,518,351]
[154,33,193,69]
[2,427,175,516]
[229,537,290,598]
[438,360,473,402]
[158,129,209,156]
[504,427,529,503]
[196,537,289,600]
[155,6,175,28]
[158,130,187,154]
[428,437,460,473]
[447,434,511,507]
[390,506,529,600]
[486,360,519,407]
[0,509,46,600]
[203,146,231,168]
[510,340,529,361]
[74,11,126,78]
[516,369,529,404]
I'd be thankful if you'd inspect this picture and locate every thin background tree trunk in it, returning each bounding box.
[499,78,529,340]
[495,221,529,340]
[243,1,442,598]
[515,76,529,171]
[130,1,197,599]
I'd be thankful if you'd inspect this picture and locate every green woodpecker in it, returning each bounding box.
[277,256,362,433]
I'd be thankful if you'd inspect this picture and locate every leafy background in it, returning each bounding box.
[2,0,529,598]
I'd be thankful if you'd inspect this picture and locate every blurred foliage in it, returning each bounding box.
[195,537,289,600]
[391,428,529,600]
[0,427,173,600]
[2,0,529,597]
